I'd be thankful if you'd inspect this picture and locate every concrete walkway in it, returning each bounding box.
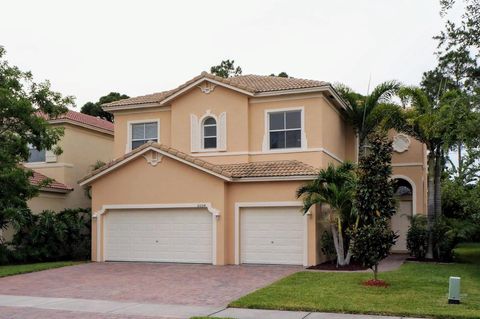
[0,294,421,319]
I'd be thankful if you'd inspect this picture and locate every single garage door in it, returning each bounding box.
[240,206,304,265]
[104,208,212,263]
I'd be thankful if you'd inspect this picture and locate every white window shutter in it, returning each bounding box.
[218,112,227,151]
[45,149,57,163]
[190,114,200,152]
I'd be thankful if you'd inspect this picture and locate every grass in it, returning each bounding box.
[454,242,480,264]
[230,245,480,319]
[0,261,84,278]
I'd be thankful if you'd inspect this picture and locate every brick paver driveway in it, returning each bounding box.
[0,262,300,307]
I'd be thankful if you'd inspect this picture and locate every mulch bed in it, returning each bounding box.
[307,261,368,271]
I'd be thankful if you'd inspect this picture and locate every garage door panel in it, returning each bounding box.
[105,208,212,263]
[240,206,304,265]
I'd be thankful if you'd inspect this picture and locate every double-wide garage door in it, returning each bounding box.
[104,208,212,263]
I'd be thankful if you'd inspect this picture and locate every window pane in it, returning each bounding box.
[269,112,285,130]
[204,125,216,137]
[286,111,301,129]
[132,124,144,140]
[131,140,147,150]
[204,137,217,149]
[270,131,285,149]
[28,148,46,162]
[286,130,301,148]
[144,122,158,139]
[204,117,216,125]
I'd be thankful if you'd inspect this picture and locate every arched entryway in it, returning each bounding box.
[391,177,415,252]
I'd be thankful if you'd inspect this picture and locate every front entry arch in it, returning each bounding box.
[391,176,415,252]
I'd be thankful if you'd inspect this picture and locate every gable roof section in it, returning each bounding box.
[40,110,114,135]
[78,141,318,186]
[102,72,339,110]
[29,170,73,193]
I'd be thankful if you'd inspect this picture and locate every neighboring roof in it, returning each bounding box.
[29,170,73,193]
[79,141,318,185]
[103,72,331,109]
[41,110,114,134]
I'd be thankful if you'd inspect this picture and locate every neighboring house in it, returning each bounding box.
[2,110,114,242]
[79,72,427,266]
[24,110,114,212]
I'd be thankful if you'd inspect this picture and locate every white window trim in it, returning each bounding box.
[191,111,227,153]
[93,203,219,265]
[126,119,160,153]
[262,106,307,152]
[201,115,218,150]
[234,201,312,267]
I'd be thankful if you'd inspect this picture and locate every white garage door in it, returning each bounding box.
[240,206,305,265]
[104,208,212,263]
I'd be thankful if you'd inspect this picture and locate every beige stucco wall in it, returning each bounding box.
[25,123,114,213]
[113,108,171,158]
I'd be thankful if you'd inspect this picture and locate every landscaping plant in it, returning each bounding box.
[351,131,397,283]
[297,162,358,266]
[406,215,429,260]
[10,208,91,263]
[350,219,397,283]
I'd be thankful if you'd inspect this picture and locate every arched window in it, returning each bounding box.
[202,117,217,149]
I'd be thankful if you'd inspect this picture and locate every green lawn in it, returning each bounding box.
[230,245,480,319]
[454,242,480,264]
[0,261,84,278]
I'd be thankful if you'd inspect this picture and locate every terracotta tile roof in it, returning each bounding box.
[219,160,318,178]
[103,72,329,108]
[39,110,114,132]
[29,170,73,192]
[79,141,318,184]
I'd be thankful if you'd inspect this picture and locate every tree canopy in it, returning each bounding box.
[210,59,242,78]
[0,47,73,240]
[81,92,129,122]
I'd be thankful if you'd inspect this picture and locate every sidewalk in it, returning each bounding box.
[0,294,421,319]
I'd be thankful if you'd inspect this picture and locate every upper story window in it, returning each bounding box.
[202,117,217,149]
[269,110,302,149]
[131,122,158,150]
[27,145,46,163]
[190,111,226,152]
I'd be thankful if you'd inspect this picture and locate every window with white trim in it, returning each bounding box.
[268,110,302,149]
[202,117,217,149]
[27,144,46,162]
[131,122,158,150]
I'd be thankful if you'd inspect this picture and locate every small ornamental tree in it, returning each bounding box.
[356,131,396,222]
[352,131,398,283]
[351,219,397,281]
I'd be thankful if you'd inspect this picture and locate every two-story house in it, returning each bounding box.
[79,72,427,266]
[2,110,114,242]
[25,110,114,213]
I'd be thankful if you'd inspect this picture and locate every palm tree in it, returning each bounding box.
[335,81,402,158]
[297,162,357,266]
[397,87,476,255]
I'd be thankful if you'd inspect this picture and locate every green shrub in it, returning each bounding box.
[320,231,336,262]
[406,215,429,260]
[351,219,398,280]
[10,208,91,263]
